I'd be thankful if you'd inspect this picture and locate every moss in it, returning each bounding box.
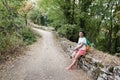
[84,57,92,63]
[108,66,114,73]
[95,62,104,68]
[93,68,103,76]
[115,53,120,57]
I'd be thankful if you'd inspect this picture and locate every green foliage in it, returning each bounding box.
[116,53,120,57]
[0,32,22,55]
[29,9,41,24]
[57,24,79,42]
[48,9,66,28]
[0,26,37,57]
[0,0,37,60]
[117,47,120,52]
[36,0,66,26]
[0,0,24,56]
[34,0,120,54]
[20,27,36,45]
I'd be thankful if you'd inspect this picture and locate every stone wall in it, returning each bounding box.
[59,37,120,80]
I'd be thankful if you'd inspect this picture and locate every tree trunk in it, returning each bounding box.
[71,0,75,24]
[114,25,119,52]
[107,2,114,53]
[25,13,28,26]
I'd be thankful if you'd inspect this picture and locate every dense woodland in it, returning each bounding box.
[30,0,120,54]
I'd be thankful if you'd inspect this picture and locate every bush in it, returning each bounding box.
[20,27,37,45]
[0,26,38,61]
[0,32,22,55]
[57,24,79,42]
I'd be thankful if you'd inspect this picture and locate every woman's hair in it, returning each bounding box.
[79,30,85,36]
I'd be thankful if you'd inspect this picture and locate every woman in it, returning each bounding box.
[66,30,87,70]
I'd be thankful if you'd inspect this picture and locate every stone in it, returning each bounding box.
[107,75,114,80]
[97,73,107,80]
[113,66,120,80]
[97,77,104,80]
[114,66,120,74]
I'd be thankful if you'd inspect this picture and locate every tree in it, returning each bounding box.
[19,1,33,26]
[36,0,120,54]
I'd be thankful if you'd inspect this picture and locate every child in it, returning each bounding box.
[66,30,87,70]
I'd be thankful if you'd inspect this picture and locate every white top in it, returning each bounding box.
[77,37,86,50]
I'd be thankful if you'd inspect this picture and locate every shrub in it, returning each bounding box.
[20,27,37,45]
[0,32,22,55]
[0,26,38,61]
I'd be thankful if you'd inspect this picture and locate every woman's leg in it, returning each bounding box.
[70,51,76,59]
[66,52,82,70]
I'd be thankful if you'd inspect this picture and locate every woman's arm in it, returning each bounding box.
[74,42,85,50]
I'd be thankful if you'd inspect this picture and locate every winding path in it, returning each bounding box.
[0,27,93,80]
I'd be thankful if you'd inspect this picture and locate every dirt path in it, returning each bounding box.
[0,28,93,80]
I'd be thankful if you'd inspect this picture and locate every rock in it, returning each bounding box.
[113,66,120,80]
[97,76,104,80]
[97,73,107,80]
[97,73,114,80]
[107,75,114,80]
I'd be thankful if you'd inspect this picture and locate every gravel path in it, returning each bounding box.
[0,28,93,80]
